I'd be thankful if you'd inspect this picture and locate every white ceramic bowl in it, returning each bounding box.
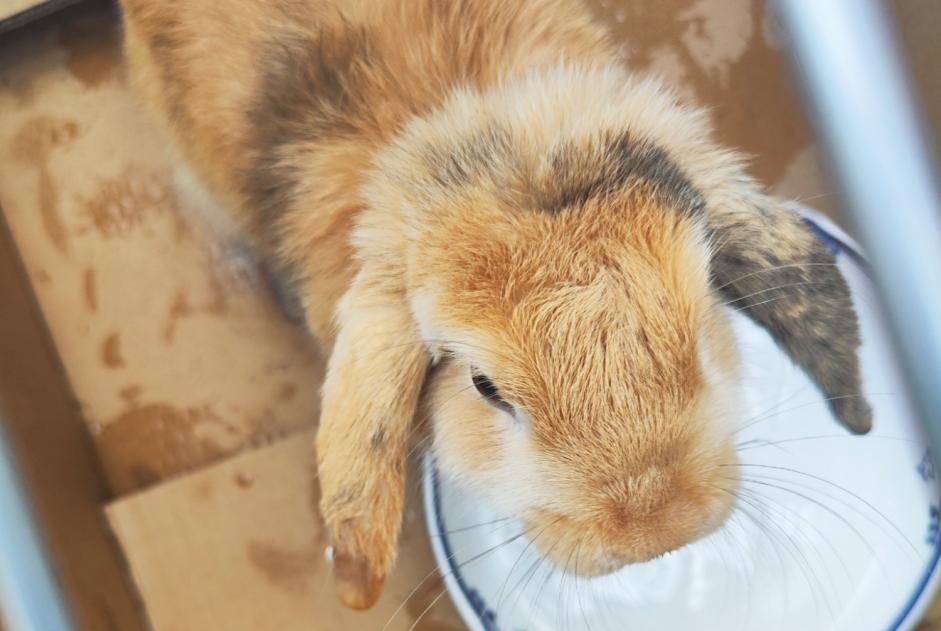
[423,210,941,631]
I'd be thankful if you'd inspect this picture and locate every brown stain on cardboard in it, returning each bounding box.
[247,542,319,594]
[162,277,232,343]
[235,472,254,488]
[81,167,180,239]
[11,118,79,256]
[98,403,228,493]
[12,117,80,166]
[38,169,70,255]
[243,409,295,450]
[118,385,142,406]
[101,333,125,369]
[58,14,121,88]
[163,291,193,343]
[83,268,98,312]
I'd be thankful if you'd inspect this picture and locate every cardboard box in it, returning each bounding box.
[107,432,463,631]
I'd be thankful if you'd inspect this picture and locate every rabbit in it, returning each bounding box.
[118,0,872,611]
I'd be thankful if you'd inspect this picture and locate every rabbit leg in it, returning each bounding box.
[315,267,427,609]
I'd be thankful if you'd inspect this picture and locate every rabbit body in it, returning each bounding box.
[120,0,870,610]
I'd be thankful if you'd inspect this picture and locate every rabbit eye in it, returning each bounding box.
[471,369,513,413]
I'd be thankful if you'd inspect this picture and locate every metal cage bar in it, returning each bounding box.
[775,0,941,453]
[0,420,74,631]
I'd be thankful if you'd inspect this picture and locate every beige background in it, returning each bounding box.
[0,1,939,630]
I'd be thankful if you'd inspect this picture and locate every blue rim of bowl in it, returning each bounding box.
[424,215,941,631]
[427,462,502,631]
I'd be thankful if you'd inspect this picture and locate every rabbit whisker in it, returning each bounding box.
[574,541,594,631]
[790,191,839,206]
[734,392,892,435]
[733,463,917,555]
[714,262,842,292]
[738,486,845,614]
[732,475,880,558]
[750,486,853,589]
[381,519,545,631]
[434,516,514,538]
[737,433,915,451]
[495,517,558,609]
[723,281,833,307]
[735,491,826,623]
[509,528,567,612]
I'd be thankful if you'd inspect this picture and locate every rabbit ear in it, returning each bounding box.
[705,196,872,434]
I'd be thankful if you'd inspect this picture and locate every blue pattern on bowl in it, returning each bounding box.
[430,465,503,631]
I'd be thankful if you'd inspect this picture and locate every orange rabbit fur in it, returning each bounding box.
[119,0,870,610]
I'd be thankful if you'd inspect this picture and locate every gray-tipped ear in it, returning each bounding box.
[706,197,872,434]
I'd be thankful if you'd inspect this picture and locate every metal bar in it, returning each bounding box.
[0,419,74,631]
[774,0,941,451]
